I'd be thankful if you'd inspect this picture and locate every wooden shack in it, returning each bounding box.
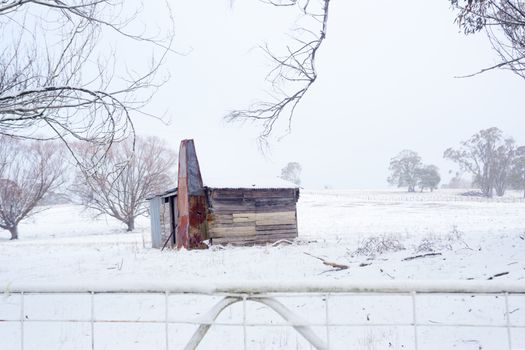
[206,187,299,245]
[148,139,299,249]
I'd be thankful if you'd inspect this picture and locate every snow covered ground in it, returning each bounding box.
[1,189,524,349]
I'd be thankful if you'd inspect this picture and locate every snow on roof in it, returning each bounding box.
[147,176,298,200]
[202,174,299,189]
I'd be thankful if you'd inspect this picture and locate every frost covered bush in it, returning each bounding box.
[352,235,405,257]
[415,226,470,252]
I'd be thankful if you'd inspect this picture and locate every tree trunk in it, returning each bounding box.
[9,226,18,240]
[483,185,494,198]
[495,182,506,197]
[126,218,135,232]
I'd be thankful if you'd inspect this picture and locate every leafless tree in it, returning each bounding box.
[451,0,525,78]
[226,0,331,145]
[72,136,177,231]
[0,1,174,169]
[0,136,65,239]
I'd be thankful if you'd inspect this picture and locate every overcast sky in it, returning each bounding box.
[131,0,525,189]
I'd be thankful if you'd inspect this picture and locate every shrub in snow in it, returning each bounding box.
[351,235,406,257]
[415,226,470,253]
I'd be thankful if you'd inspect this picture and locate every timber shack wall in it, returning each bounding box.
[206,187,300,245]
[149,186,299,247]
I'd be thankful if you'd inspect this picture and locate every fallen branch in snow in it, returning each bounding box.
[107,258,124,271]
[402,253,442,261]
[487,272,509,280]
[271,239,294,247]
[379,268,395,279]
[304,252,349,271]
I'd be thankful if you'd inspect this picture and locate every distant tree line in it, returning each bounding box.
[388,127,525,197]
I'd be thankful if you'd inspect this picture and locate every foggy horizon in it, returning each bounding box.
[125,0,525,190]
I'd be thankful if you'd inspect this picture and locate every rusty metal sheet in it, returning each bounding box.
[176,139,207,249]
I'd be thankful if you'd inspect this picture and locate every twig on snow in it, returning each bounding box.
[304,252,349,271]
[487,272,509,280]
[402,252,442,261]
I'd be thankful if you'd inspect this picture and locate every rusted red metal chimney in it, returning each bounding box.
[176,139,208,249]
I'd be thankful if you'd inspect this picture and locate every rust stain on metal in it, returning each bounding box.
[176,139,207,249]
[188,195,208,248]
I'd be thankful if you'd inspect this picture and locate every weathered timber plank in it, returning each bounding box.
[255,229,298,236]
[255,224,297,231]
[255,215,296,226]
[210,198,246,206]
[230,211,296,221]
[209,189,247,198]
[212,202,252,210]
[255,211,296,219]
[215,211,297,226]
[256,219,296,226]
[232,218,256,224]
[246,190,296,198]
[209,213,233,221]
[253,205,297,212]
[209,226,256,238]
[211,232,297,245]
[254,197,296,204]
[209,221,257,229]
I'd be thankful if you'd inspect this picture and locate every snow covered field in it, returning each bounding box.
[1,189,524,349]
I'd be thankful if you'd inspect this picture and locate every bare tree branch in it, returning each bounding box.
[226,0,331,146]
[451,0,525,79]
[0,0,175,169]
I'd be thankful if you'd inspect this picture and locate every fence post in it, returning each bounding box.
[165,291,169,350]
[411,291,418,350]
[505,292,512,350]
[242,295,247,350]
[91,291,95,350]
[325,293,330,350]
[20,292,24,350]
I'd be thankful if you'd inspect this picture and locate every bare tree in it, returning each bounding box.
[73,136,177,231]
[0,136,65,239]
[280,161,302,185]
[0,1,174,168]
[451,0,525,78]
[388,150,423,193]
[444,127,514,197]
[226,0,331,145]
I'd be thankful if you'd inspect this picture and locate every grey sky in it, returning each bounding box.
[132,0,525,189]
